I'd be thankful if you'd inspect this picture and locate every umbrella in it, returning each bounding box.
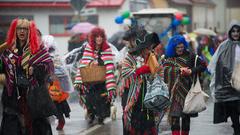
[65,23,77,30]
[193,28,217,36]
[70,22,96,34]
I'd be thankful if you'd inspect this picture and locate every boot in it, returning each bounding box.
[56,118,65,130]
[88,113,95,124]
[232,124,240,135]
[172,131,180,135]
[181,131,189,135]
[98,117,104,125]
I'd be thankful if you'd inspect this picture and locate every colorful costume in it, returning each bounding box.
[74,27,116,124]
[0,18,55,135]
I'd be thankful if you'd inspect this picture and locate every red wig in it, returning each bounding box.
[6,18,18,46]
[88,27,109,51]
[5,18,40,54]
[29,21,40,54]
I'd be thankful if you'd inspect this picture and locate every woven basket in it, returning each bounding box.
[80,65,106,83]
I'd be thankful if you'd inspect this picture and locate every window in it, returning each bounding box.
[130,0,149,12]
[49,15,73,35]
[0,15,33,43]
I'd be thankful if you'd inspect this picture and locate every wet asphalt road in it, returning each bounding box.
[52,99,235,135]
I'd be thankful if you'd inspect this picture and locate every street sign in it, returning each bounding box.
[80,8,97,16]
[70,0,87,11]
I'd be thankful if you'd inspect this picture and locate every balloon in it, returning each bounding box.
[122,11,130,19]
[172,19,181,27]
[115,16,124,24]
[175,12,183,20]
[181,17,191,25]
[123,18,132,26]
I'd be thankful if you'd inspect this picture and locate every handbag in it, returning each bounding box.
[183,55,209,114]
[16,74,30,88]
[144,75,171,112]
[147,52,160,75]
[231,62,240,92]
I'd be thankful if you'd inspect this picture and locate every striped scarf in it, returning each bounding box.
[163,55,192,109]
[120,53,141,129]
[74,44,116,94]
[1,46,53,96]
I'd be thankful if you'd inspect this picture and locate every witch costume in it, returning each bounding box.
[119,27,160,135]
[0,18,56,135]
[208,21,240,135]
[163,35,206,135]
[74,27,116,124]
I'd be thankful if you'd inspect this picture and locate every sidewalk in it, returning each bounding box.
[159,101,234,135]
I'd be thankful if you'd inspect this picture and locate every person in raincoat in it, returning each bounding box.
[42,34,72,130]
[208,20,240,135]
[48,77,70,130]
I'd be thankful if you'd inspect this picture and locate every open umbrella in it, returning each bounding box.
[193,28,217,36]
[70,22,96,34]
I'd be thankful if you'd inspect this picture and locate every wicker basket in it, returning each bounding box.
[80,65,106,83]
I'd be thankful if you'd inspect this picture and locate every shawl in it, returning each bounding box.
[119,53,141,129]
[163,54,192,109]
[74,44,116,95]
[1,46,53,96]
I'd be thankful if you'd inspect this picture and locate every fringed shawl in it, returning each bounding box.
[1,46,53,96]
[119,53,141,129]
[74,44,116,94]
[163,55,192,110]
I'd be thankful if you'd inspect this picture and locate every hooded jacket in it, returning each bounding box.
[208,20,240,102]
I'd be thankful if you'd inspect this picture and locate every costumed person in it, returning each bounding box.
[42,35,71,131]
[48,76,70,130]
[208,20,240,135]
[0,18,56,135]
[119,26,160,135]
[74,27,116,124]
[163,35,206,135]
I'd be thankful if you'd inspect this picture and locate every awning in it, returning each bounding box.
[171,0,192,5]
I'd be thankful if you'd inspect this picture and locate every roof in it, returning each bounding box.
[132,8,186,15]
[0,0,69,1]
[86,0,125,8]
[0,1,71,8]
[0,0,125,8]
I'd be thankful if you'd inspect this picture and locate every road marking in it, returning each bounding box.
[79,118,111,135]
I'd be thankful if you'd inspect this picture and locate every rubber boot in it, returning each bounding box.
[181,131,189,135]
[172,131,180,135]
[56,118,65,130]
